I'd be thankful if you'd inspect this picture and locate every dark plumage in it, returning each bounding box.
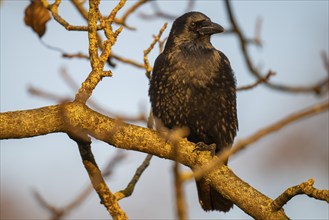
[149,11,238,212]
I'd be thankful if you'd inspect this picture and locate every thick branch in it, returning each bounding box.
[1,101,328,218]
[0,105,64,139]
[0,102,293,219]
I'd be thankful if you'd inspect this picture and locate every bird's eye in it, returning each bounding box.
[190,22,196,28]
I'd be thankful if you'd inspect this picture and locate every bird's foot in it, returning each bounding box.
[193,142,216,157]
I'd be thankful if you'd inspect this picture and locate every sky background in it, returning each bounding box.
[1,0,328,219]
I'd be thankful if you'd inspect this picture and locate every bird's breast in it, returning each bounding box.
[168,50,220,88]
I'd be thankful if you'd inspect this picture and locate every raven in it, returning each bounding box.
[149,11,238,212]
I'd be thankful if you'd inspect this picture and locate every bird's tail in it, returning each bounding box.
[196,178,233,212]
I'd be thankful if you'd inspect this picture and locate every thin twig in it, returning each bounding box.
[33,190,64,220]
[115,0,150,30]
[271,178,329,211]
[62,51,145,69]
[321,51,329,74]
[33,150,126,220]
[41,0,102,31]
[139,0,194,20]
[144,22,168,78]
[237,70,275,91]
[115,154,153,200]
[28,86,70,102]
[224,0,329,95]
[111,53,145,69]
[173,162,188,220]
[62,52,89,59]
[114,106,156,201]
[158,36,168,53]
[70,0,88,20]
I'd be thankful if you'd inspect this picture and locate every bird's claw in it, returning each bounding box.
[193,142,216,157]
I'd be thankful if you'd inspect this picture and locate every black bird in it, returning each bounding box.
[149,11,238,212]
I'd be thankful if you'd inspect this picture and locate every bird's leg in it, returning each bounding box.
[193,142,216,157]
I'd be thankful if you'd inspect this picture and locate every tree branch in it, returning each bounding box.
[173,162,188,220]
[114,0,150,30]
[72,138,127,220]
[237,71,275,91]
[34,150,126,220]
[115,154,153,200]
[2,100,327,218]
[139,0,194,20]
[143,22,168,78]
[224,0,329,95]
[74,0,124,103]
[0,102,296,219]
[271,178,329,211]
[41,0,102,31]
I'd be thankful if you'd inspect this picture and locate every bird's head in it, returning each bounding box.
[166,11,224,50]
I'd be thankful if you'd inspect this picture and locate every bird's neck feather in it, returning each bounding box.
[165,35,213,51]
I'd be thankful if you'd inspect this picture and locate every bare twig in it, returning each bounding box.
[271,178,329,211]
[41,0,102,31]
[33,190,65,220]
[158,36,168,53]
[34,186,93,220]
[237,70,275,91]
[70,0,88,20]
[115,0,150,30]
[28,86,70,102]
[114,106,155,201]
[34,150,126,220]
[41,0,145,69]
[115,154,153,200]
[321,51,329,74]
[173,162,188,220]
[224,0,329,95]
[73,138,127,220]
[139,0,194,20]
[62,52,89,59]
[111,53,145,69]
[62,51,145,69]
[144,22,168,78]
[250,16,263,46]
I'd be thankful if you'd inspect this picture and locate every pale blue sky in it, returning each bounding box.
[1,1,328,219]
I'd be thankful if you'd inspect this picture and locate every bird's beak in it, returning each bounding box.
[198,21,224,35]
